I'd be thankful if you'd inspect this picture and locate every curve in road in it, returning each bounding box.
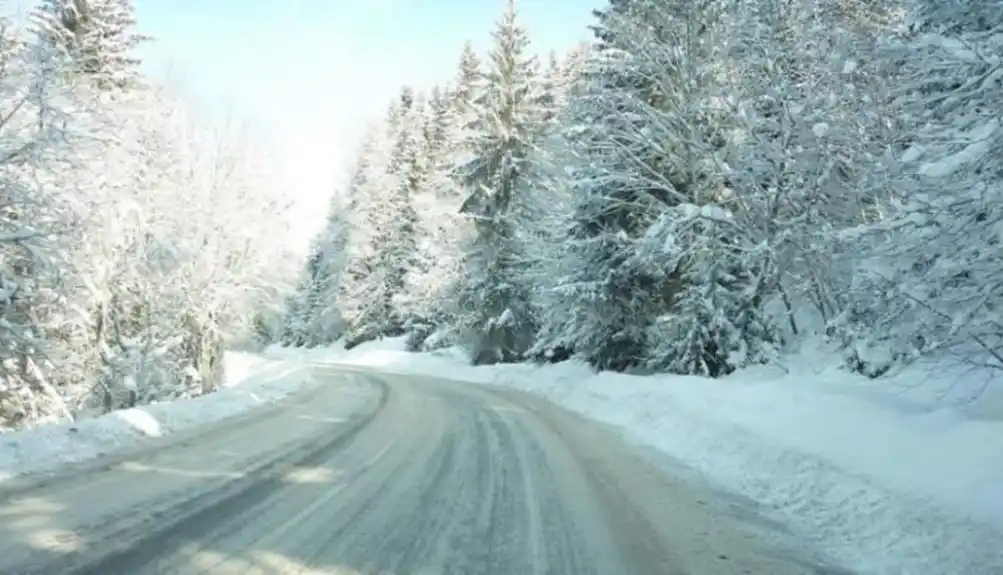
[0,367,849,574]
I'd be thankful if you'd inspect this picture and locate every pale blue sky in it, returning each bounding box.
[14,0,601,249]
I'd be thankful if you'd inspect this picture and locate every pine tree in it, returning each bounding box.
[339,123,392,347]
[33,0,148,90]
[423,85,451,159]
[452,42,483,145]
[280,254,319,347]
[340,90,422,348]
[384,92,426,335]
[0,16,81,428]
[533,0,749,372]
[445,41,486,188]
[637,203,780,376]
[452,0,545,364]
[399,53,483,352]
[293,200,350,347]
[398,87,465,350]
[532,2,673,370]
[536,51,561,127]
[837,0,1003,374]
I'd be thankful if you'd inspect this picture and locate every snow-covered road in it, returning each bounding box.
[0,353,311,484]
[0,366,841,574]
[277,338,1003,575]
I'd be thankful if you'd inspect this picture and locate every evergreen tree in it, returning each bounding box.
[452,42,483,146]
[532,2,673,370]
[398,87,465,350]
[341,90,422,348]
[298,202,349,347]
[423,85,451,160]
[33,0,148,89]
[837,0,1003,374]
[0,15,81,427]
[536,51,561,127]
[280,252,320,347]
[452,0,544,364]
[338,123,393,347]
[533,0,745,372]
[401,54,483,351]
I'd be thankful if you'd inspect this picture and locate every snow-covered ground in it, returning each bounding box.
[270,337,1003,575]
[0,352,314,483]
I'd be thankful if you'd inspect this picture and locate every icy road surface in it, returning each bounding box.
[0,367,848,574]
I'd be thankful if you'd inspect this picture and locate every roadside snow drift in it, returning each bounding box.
[0,352,313,483]
[276,337,1003,575]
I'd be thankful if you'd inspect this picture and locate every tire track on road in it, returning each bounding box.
[13,376,388,575]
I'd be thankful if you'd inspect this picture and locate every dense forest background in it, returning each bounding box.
[282,0,1003,381]
[5,0,1000,431]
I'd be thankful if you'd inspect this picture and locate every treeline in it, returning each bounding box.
[282,0,1003,379]
[0,0,292,430]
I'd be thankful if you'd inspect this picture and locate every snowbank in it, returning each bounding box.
[0,351,311,483]
[280,337,1003,575]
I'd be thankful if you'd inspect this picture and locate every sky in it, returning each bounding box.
[123,0,601,252]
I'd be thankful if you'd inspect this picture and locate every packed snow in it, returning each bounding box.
[0,352,314,483]
[269,337,1003,575]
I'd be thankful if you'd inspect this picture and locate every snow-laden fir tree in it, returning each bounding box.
[388,91,438,341]
[281,199,349,348]
[399,48,485,351]
[836,0,1003,374]
[629,0,786,376]
[532,0,711,371]
[451,0,546,365]
[423,85,451,156]
[515,51,583,364]
[397,86,471,351]
[706,0,895,344]
[530,72,668,369]
[339,127,390,348]
[531,0,781,375]
[377,89,423,336]
[0,15,84,429]
[636,203,781,376]
[334,125,384,347]
[280,267,314,347]
[452,42,483,139]
[540,43,589,124]
[340,89,421,348]
[536,52,562,128]
[302,205,349,347]
[33,0,148,90]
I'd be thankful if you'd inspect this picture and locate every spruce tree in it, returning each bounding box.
[534,0,743,372]
[532,2,669,370]
[452,42,483,142]
[837,0,1003,374]
[300,205,349,347]
[453,0,544,364]
[401,54,484,351]
[33,0,148,89]
[340,89,422,347]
